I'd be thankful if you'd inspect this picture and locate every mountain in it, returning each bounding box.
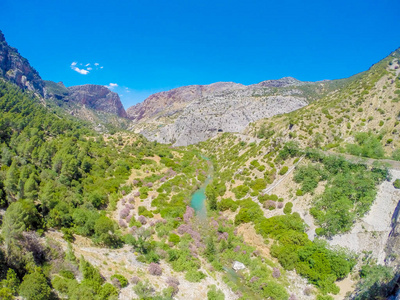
[0,30,45,97]
[0,30,128,120]
[45,81,128,118]
[127,77,337,146]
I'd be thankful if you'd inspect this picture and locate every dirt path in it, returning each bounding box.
[264,156,305,194]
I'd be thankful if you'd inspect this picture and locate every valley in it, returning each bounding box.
[0,28,400,300]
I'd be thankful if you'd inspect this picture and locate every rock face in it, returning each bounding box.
[66,85,128,118]
[0,30,45,96]
[127,78,328,146]
[0,31,128,119]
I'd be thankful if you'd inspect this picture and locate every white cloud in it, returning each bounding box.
[100,66,104,69]
[71,66,89,75]
[87,67,92,70]
[94,63,99,66]
[106,83,118,90]
[71,61,77,66]
[85,63,90,66]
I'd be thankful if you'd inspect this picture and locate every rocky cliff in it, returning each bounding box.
[127,78,331,146]
[0,30,45,97]
[66,84,128,118]
[0,30,128,119]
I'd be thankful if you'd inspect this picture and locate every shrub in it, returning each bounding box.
[279,166,289,175]
[217,198,238,212]
[148,263,162,276]
[296,189,303,196]
[394,179,400,189]
[19,271,52,300]
[264,200,276,210]
[110,274,128,288]
[185,270,205,282]
[169,233,180,245]
[207,284,225,300]
[284,202,293,215]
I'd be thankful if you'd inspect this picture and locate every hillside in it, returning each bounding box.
[127,77,342,146]
[1,26,400,300]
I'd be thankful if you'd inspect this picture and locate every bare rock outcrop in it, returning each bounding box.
[127,78,326,146]
[66,84,128,118]
[0,30,45,97]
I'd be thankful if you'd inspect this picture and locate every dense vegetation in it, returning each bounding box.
[0,81,210,299]
[294,150,388,236]
[1,46,399,299]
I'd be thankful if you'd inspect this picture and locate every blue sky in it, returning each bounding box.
[0,0,399,108]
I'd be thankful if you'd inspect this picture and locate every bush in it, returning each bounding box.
[207,284,225,300]
[97,283,119,299]
[346,132,384,159]
[279,166,289,175]
[185,270,205,282]
[148,263,162,276]
[19,271,52,300]
[217,198,238,212]
[110,274,128,288]
[169,233,180,245]
[283,202,293,214]
[393,179,400,189]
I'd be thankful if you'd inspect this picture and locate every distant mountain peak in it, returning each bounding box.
[255,77,304,88]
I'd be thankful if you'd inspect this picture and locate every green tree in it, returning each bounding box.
[19,270,51,300]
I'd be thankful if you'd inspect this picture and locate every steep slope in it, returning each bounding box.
[248,48,400,155]
[189,47,400,299]
[0,30,128,123]
[127,77,335,146]
[66,84,128,118]
[0,30,45,97]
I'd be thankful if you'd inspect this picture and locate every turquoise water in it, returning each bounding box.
[190,155,212,217]
[190,175,211,218]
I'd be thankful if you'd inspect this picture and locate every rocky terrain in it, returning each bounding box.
[0,30,128,120]
[0,30,45,97]
[66,84,127,118]
[127,78,334,146]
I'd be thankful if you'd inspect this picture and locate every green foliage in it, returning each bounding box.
[133,280,154,299]
[250,178,267,192]
[353,263,393,300]
[217,198,238,212]
[278,141,301,160]
[80,257,104,289]
[1,269,20,295]
[283,202,293,214]
[392,149,400,161]
[296,153,387,236]
[138,206,154,218]
[261,281,289,300]
[278,166,289,175]
[19,270,52,300]
[346,132,384,159]
[168,233,180,245]
[256,213,354,293]
[294,163,328,194]
[393,179,400,189]
[97,283,119,299]
[232,185,249,199]
[110,274,128,288]
[234,206,263,225]
[185,270,206,282]
[0,288,14,300]
[207,285,225,300]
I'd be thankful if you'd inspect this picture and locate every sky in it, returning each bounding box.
[0,0,399,108]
